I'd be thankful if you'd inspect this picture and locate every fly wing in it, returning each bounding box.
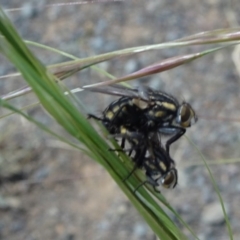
[83,84,149,101]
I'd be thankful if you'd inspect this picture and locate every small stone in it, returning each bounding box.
[124,59,139,74]
[116,203,127,215]
[10,220,25,233]
[64,233,75,240]
[133,223,148,237]
[148,76,165,90]
[97,220,110,231]
[47,207,59,217]
[20,3,37,18]
[98,61,110,71]
[33,166,50,181]
[91,37,104,50]
[201,202,229,225]
[176,167,188,188]
[0,195,22,210]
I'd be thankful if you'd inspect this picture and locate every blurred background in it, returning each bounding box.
[0,1,240,239]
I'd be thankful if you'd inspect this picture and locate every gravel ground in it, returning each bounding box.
[1,1,240,240]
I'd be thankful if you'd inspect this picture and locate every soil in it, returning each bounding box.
[1,1,240,240]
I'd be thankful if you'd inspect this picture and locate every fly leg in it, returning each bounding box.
[159,126,186,154]
[87,114,103,121]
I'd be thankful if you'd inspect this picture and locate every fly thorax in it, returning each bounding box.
[106,111,114,120]
[154,110,167,118]
[132,98,149,110]
[161,102,177,111]
[159,161,167,172]
[132,138,139,145]
[112,105,120,113]
[120,126,127,134]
